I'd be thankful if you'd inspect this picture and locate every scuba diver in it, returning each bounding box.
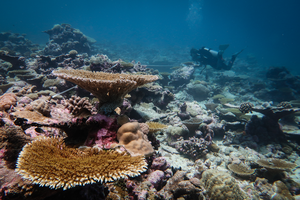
[190,44,245,72]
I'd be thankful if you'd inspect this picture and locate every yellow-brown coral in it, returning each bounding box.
[16,137,147,190]
[146,122,168,133]
[117,122,154,157]
[227,163,255,176]
[0,93,17,111]
[52,69,158,113]
[64,95,93,116]
[256,158,297,171]
[201,169,249,200]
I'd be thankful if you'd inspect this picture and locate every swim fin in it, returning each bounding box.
[219,44,230,51]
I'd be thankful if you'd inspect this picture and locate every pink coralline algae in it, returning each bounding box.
[147,170,165,190]
[84,114,118,148]
[151,157,170,171]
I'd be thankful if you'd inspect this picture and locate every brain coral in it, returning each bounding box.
[52,69,158,113]
[201,169,249,200]
[16,137,147,190]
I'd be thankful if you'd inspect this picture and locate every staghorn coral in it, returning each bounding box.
[64,95,93,116]
[116,122,154,157]
[227,163,255,176]
[201,169,250,200]
[0,93,17,111]
[16,137,148,190]
[146,121,168,133]
[52,69,158,113]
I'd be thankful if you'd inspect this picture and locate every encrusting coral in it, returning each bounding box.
[16,137,148,190]
[116,122,154,157]
[52,69,158,113]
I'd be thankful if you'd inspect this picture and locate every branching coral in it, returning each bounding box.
[52,69,158,113]
[201,169,249,200]
[64,95,93,116]
[175,136,209,160]
[16,137,147,190]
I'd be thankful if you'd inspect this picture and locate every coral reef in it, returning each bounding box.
[16,137,148,190]
[42,24,96,55]
[116,122,154,157]
[0,32,39,56]
[52,69,158,113]
[0,51,27,70]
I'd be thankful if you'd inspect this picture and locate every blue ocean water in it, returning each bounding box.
[1,0,299,73]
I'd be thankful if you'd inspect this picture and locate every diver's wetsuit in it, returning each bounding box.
[190,46,243,70]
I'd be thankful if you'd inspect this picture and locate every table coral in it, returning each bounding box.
[16,137,148,190]
[52,69,158,113]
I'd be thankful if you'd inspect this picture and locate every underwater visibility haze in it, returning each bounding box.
[0,0,300,199]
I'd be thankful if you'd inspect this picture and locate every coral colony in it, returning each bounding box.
[0,23,300,200]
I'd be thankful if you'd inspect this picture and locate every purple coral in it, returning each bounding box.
[175,124,214,160]
[147,170,165,190]
[175,136,210,159]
